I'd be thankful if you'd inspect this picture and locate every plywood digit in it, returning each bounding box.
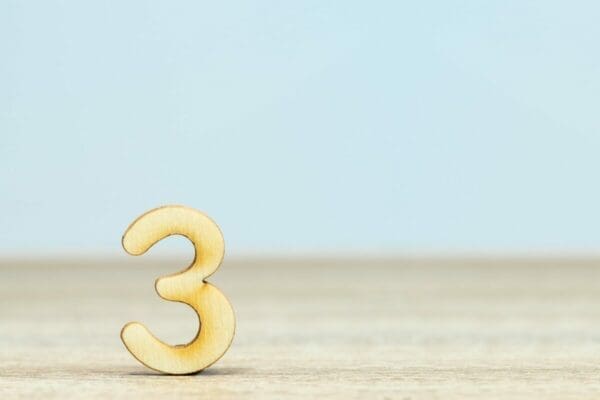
[120,205,235,375]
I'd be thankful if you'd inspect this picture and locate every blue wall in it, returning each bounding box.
[2,2,599,254]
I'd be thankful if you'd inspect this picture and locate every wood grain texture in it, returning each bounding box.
[121,205,235,374]
[2,257,600,399]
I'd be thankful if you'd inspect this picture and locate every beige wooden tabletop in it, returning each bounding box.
[2,256,600,399]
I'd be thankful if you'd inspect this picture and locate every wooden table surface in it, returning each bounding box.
[3,256,600,399]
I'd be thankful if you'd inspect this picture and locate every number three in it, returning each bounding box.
[120,205,235,374]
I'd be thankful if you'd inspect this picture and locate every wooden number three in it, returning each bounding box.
[120,205,235,374]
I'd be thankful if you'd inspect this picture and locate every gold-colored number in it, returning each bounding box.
[120,205,235,374]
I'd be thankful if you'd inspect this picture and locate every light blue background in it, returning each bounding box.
[2,1,599,255]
